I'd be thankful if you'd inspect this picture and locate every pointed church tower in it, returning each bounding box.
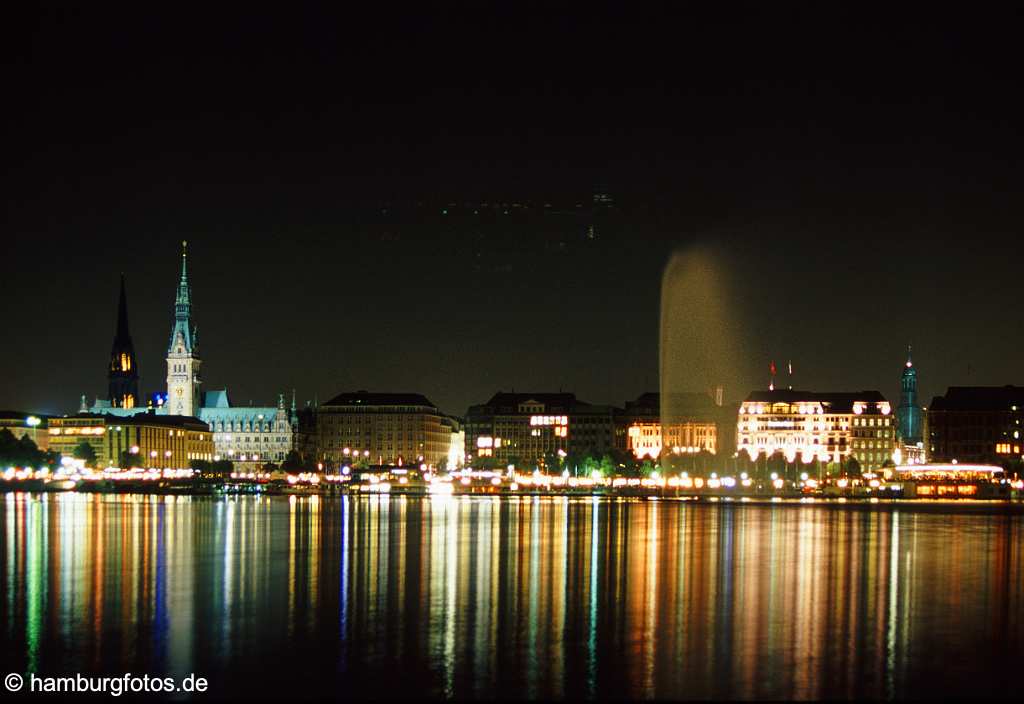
[166,241,202,417]
[108,274,140,408]
[897,345,922,445]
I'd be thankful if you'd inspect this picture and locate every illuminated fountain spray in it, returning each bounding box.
[659,247,751,472]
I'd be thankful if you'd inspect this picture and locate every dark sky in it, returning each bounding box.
[3,4,1022,417]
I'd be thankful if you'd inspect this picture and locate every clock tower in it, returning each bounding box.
[166,241,202,417]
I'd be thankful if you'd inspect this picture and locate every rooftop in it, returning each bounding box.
[53,412,209,429]
[929,385,1024,411]
[0,411,53,423]
[322,391,438,409]
[743,389,888,413]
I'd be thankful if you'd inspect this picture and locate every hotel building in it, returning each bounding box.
[315,391,450,468]
[737,389,895,472]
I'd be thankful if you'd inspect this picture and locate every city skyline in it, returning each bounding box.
[2,233,1017,419]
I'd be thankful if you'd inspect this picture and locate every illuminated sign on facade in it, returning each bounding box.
[530,415,567,426]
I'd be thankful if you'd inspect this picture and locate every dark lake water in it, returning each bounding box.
[2,492,1023,700]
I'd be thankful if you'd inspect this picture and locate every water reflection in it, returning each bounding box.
[1,493,1023,699]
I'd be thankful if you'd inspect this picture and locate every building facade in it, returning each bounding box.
[568,402,617,459]
[926,386,1024,471]
[316,391,450,468]
[464,392,619,468]
[199,390,297,467]
[616,391,723,460]
[465,392,573,468]
[737,389,895,472]
[48,413,214,468]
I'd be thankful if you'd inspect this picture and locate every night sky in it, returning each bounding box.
[4,4,1022,417]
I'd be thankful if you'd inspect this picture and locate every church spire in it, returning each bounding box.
[116,273,131,341]
[108,274,139,408]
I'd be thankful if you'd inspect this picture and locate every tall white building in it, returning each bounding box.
[166,241,202,417]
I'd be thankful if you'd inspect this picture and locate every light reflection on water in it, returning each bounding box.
[2,492,1023,700]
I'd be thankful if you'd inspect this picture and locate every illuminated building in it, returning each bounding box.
[926,386,1024,471]
[165,241,202,417]
[737,389,895,472]
[316,391,449,468]
[465,393,571,467]
[107,274,139,408]
[464,392,617,467]
[616,392,724,460]
[48,412,213,468]
[0,411,50,451]
[199,390,297,467]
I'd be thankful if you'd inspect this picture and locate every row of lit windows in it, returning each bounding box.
[212,421,289,433]
[530,415,568,426]
[215,435,289,443]
[853,439,893,449]
[853,417,891,427]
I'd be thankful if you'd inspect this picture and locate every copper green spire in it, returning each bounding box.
[176,240,190,309]
[168,240,198,355]
[898,344,921,445]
